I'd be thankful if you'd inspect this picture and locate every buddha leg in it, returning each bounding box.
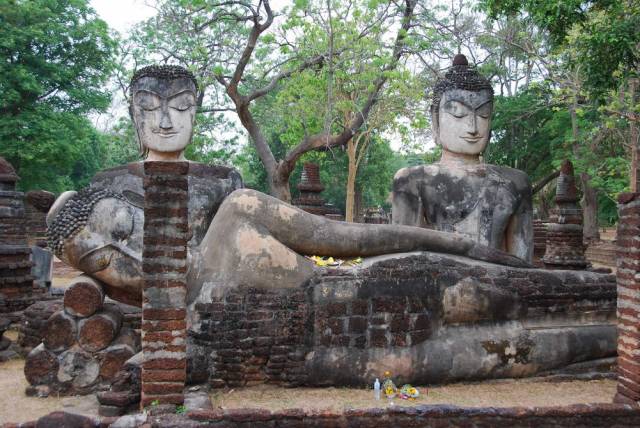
[207,189,529,268]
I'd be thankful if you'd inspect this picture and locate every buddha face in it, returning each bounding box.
[433,88,493,156]
[61,197,143,292]
[131,76,197,160]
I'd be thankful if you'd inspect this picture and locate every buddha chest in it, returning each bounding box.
[418,164,521,249]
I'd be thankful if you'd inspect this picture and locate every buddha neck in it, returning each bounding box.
[439,148,482,167]
[145,151,187,162]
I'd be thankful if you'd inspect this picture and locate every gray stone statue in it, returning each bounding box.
[44,64,616,389]
[392,54,533,262]
[46,65,528,308]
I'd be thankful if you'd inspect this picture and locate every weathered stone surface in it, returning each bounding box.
[119,403,640,427]
[392,55,532,262]
[64,276,104,318]
[43,310,77,352]
[141,161,189,408]
[0,157,42,315]
[57,348,100,389]
[99,344,136,380]
[34,411,98,428]
[18,299,63,353]
[614,192,640,404]
[190,251,615,387]
[24,343,58,385]
[78,303,123,352]
[292,163,342,218]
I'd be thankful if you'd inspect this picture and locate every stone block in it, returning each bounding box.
[348,316,367,334]
[368,327,388,347]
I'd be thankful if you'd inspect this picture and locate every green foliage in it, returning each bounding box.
[0,0,116,192]
[486,86,560,183]
[480,0,640,95]
[235,134,401,212]
[486,83,629,225]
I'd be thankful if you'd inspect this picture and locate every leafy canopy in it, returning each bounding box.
[0,0,117,192]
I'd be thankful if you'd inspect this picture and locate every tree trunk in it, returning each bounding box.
[355,185,363,223]
[345,138,357,222]
[581,172,600,241]
[270,174,292,203]
[630,78,639,192]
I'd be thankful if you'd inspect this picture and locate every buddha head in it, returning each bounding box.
[47,188,143,296]
[431,54,494,157]
[129,65,198,161]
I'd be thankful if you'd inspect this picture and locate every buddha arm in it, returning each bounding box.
[391,169,425,227]
[505,192,533,262]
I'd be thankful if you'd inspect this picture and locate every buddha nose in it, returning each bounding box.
[159,107,173,129]
[468,114,478,135]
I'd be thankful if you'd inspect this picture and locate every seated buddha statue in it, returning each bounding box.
[46,65,529,308]
[392,54,533,262]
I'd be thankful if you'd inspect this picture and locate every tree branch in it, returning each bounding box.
[279,0,417,175]
[532,169,560,195]
[248,54,326,101]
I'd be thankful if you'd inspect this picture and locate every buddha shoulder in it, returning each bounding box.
[487,164,532,193]
[394,164,441,182]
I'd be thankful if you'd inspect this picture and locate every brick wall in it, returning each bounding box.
[191,288,308,387]
[314,298,431,349]
[142,161,189,407]
[180,403,640,427]
[615,192,640,405]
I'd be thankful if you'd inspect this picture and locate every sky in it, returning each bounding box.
[91,0,156,35]
[90,0,291,35]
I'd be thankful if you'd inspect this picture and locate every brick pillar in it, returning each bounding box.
[614,192,640,405]
[141,161,189,408]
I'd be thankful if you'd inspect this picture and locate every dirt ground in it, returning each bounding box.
[0,354,617,425]
[211,378,617,412]
[0,359,99,425]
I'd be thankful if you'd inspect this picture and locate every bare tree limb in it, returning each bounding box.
[532,169,560,195]
[279,0,417,176]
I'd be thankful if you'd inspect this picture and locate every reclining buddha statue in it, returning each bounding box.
[45,63,615,387]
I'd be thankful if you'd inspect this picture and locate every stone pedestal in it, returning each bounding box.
[293,163,341,218]
[189,251,616,388]
[141,162,189,407]
[0,157,41,317]
[543,160,588,269]
[614,192,640,405]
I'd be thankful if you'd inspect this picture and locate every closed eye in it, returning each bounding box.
[171,104,193,111]
[443,100,471,118]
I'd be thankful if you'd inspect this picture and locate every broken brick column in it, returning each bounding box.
[141,161,189,407]
[615,192,640,405]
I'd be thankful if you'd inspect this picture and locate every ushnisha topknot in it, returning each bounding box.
[432,54,494,109]
[46,187,124,256]
[129,64,198,96]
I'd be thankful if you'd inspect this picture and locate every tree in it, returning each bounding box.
[219,0,418,201]
[0,0,117,192]
[126,0,418,202]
